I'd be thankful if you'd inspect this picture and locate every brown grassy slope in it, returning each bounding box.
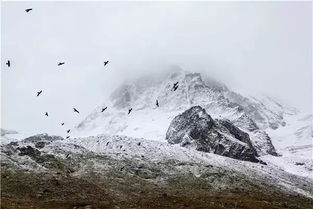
[1,168,313,209]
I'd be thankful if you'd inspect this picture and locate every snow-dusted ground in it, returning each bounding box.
[263,113,312,179]
[73,108,179,142]
[63,134,312,196]
[267,113,312,157]
[1,121,312,197]
[72,110,312,180]
[3,133,311,196]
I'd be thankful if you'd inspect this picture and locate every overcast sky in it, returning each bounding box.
[1,2,312,135]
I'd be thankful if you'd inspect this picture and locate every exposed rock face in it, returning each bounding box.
[17,145,41,157]
[166,106,260,163]
[250,130,278,156]
[23,134,63,143]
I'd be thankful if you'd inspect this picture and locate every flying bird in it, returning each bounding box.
[37,90,42,97]
[156,100,159,107]
[104,61,109,67]
[61,123,65,126]
[67,129,70,133]
[73,108,80,113]
[101,107,107,112]
[66,136,70,139]
[45,112,48,117]
[128,108,132,114]
[58,62,65,66]
[25,8,32,13]
[6,60,10,67]
[172,82,179,91]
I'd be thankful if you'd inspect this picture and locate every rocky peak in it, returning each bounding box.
[180,106,214,124]
[185,73,204,84]
[166,106,261,163]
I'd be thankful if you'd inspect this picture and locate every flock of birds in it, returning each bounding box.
[4,7,180,139]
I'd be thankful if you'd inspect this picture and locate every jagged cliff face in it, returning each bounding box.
[76,68,288,156]
[165,106,260,163]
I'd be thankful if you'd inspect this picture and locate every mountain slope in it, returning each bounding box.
[2,129,312,209]
[2,134,312,196]
[76,69,286,156]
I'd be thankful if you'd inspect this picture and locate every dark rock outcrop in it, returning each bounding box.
[18,146,41,158]
[23,134,63,143]
[166,106,260,163]
[35,141,46,149]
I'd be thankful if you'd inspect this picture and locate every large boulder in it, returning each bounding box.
[166,106,260,163]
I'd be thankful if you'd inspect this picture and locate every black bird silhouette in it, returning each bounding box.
[6,60,10,67]
[65,153,70,158]
[37,90,42,97]
[104,61,109,66]
[58,62,65,66]
[45,112,48,117]
[172,82,179,91]
[128,108,132,114]
[106,142,109,146]
[101,107,107,112]
[67,129,70,133]
[156,100,159,107]
[61,123,65,125]
[66,136,70,139]
[25,8,32,12]
[73,108,80,113]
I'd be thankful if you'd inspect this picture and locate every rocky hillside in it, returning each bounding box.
[1,134,313,209]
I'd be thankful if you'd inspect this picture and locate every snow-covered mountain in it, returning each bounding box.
[76,68,292,156]
[2,68,312,208]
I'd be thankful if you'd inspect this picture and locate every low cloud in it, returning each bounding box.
[1,2,311,135]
